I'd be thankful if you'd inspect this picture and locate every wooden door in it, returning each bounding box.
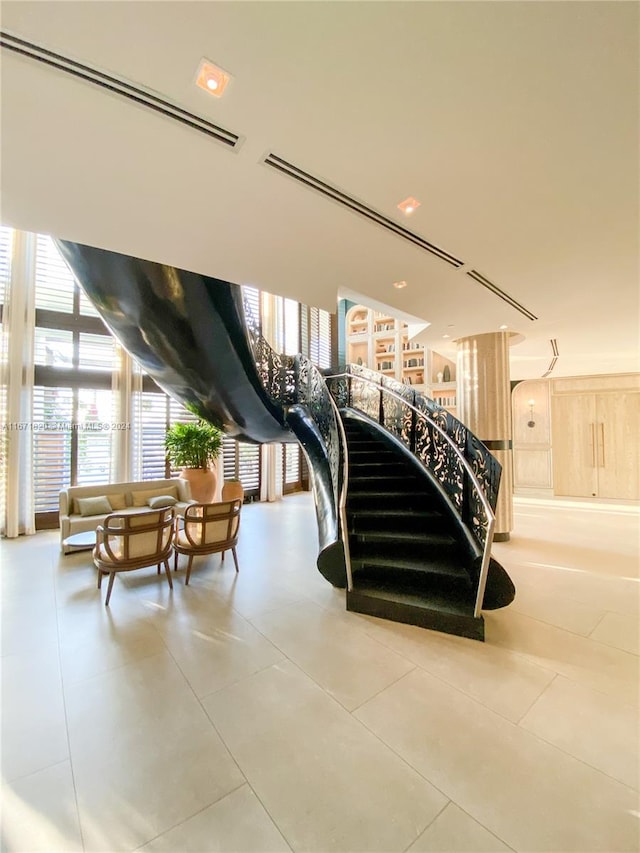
[596,393,640,500]
[552,394,598,497]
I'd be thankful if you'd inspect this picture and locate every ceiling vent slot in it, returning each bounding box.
[466,269,538,321]
[0,31,241,148]
[541,338,559,377]
[263,153,464,269]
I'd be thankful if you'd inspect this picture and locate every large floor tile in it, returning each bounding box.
[507,579,605,636]
[57,600,167,684]
[156,607,285,698]
[590,611,640,655]
[203,660,447,852]
[0,761,82,852]
[486,608,639,705]
[354,613,555,723]
[520,675,639,790]
[65,652,245,851]
[355,667,638,852]
[0,594,59,658]
[1,648,69,781]
[407,802,510,852]
[139,784,291,852]
[251,600,415,710]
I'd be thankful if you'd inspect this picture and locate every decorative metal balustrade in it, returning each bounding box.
[242,297,350,582]
[325,364,501,615]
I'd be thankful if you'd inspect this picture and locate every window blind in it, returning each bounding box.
[35,235,75,313]
[32,386,73,512]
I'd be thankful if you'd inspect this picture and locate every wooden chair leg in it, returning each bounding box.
[221,550,225,562]
[232,547,240,573]
[164,560,173,590]
[105,572,116,606]
[97,570,103,589]
[157,563,161,575]
[174,550,179,572]
[185,555,194,585]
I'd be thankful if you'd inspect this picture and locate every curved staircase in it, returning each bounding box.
[55,238,515,641]
[342,414,512,640]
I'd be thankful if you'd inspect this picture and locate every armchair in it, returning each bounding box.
[173,499,241,584]
[93,507,175,605]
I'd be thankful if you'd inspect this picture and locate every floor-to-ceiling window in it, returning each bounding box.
[2,230,336,529]
[33,235,117,527]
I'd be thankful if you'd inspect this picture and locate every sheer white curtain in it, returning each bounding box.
[111,345,141,482]
[1,231,36,537]
[259,291,283,502]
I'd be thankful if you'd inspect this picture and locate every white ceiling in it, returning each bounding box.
[1,1,638,380]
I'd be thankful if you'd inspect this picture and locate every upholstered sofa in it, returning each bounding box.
[59,478,194,553]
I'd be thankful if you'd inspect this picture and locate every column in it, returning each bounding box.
[457,331,513,541]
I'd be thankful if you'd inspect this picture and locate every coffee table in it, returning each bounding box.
[63,530,97,551]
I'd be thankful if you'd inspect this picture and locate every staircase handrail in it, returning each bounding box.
[326,368,496,617]
[328,391,353,591]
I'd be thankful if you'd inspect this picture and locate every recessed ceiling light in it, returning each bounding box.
[397,197,421,216]
[195,58,231,98]
[499,324,508,330]
[442,334,451,339]
[393,280,407,289]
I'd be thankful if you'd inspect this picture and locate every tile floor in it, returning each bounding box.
[1,494,638,852]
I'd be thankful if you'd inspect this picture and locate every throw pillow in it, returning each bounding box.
[108,493,127,510]
[130,486,179,507]
[76,496,112,517]
[147,495,177,509]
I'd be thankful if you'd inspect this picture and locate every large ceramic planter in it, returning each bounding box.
[180,466,217,503]
[221,479,245,503]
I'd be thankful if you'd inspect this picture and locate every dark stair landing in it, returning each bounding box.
[343,415,485,641]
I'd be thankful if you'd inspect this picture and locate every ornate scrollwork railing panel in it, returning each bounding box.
[296,355,341,506]
[242,294,342,512]
[325,364,500,554]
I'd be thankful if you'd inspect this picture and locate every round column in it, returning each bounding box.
[457,331,513,541]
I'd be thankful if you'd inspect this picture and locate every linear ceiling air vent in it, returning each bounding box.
[0,31,241,149]
[541,338,559,377]
[263,153,464,269]
[466,269,538,322]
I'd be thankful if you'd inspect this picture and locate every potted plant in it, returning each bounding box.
[165,420,223,503]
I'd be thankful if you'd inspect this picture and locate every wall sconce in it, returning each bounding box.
[527,399,536,428]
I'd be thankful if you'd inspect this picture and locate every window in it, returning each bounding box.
[282,442,303,494]
[222,435,261,499]
[301,305,333,368]
[132,386,199,481]
[33,235,116,527]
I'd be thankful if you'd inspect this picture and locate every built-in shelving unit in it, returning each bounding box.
[345,306,456,413]
[429,350,457,415]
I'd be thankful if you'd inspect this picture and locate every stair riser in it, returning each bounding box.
[346,590,485,641]
[349,476,422,490]
[349,515,446,534]
[348,463,405,475]
[350,541,459,562]
[347,494,433,511]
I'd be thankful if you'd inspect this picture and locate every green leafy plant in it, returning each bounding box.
[165,420,223,470]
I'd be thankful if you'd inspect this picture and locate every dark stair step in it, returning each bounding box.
[349,529,462,564]
[347,580,483,641]
[351,555,471,583]
[348,461,405,473]
[349,508,446,533]
[347,490,435,511]
[347,448,396,458]
[349,474,424,490]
